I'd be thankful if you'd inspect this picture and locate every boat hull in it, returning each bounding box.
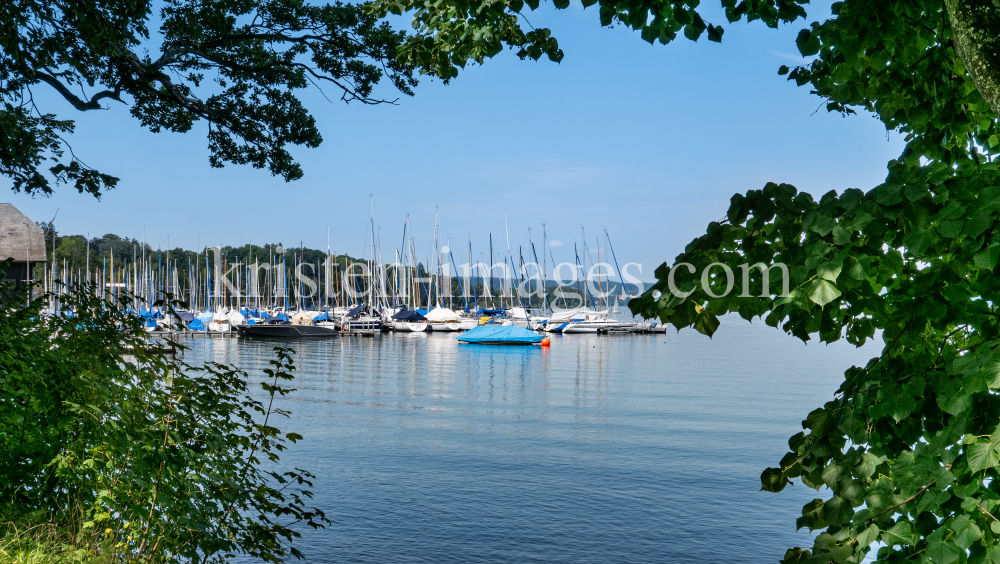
[236,324,337,338]
[428,322,462,332]
[457,340,541,346]
[393,321,429,332]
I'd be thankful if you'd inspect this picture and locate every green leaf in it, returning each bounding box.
[706,24,723,42]
[974,244,1000,270]
[795,28,820,56]
[816,261,843,282]
[856,523,880,547]
[967,442,1000,473]
[761,467,791,492]
[951,515,982,550]
[683,23,703,41]
[904,227,939,256]
[806,279,841,307]
[821,495,854,525]
[937,387,973,416]
[938,220,963,238]
[692,309,720,338]
[848,256,871,280]
[926,538,962,564]
[882,520,916,546]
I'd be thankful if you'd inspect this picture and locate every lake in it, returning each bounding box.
[183,317,879,563]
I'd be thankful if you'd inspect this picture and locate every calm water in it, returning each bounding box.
[184,318,878,563]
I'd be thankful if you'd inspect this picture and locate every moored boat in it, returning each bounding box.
[456,324,543,345]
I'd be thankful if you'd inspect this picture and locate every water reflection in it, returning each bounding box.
[183,322,877,564]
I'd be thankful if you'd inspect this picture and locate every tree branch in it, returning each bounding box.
[29,69,123,111]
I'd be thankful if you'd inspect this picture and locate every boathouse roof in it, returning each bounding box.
[0,204,47,263]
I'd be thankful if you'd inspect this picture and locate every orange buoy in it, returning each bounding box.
[541,337,551,347]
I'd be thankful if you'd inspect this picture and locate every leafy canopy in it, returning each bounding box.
[374,0,1000,561]
[1,0,417,196]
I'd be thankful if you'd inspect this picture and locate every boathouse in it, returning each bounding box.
[0,203,47,286]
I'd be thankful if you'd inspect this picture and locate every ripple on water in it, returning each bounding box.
[182,319,878,564]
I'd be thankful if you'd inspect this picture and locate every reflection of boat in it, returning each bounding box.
[457,324,542,346]
[235,322,337,338]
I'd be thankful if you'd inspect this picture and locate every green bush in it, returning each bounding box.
[0,266,325,563]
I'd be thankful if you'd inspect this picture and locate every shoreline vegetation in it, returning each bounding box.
[0,262,323,564]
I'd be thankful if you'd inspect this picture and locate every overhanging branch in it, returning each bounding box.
[29,69,123,111]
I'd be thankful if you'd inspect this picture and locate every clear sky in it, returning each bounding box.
[9,0,903,281]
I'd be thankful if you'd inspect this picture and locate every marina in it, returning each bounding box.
[31,206,666,342]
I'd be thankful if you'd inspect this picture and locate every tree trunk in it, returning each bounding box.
[945,0,1000,117]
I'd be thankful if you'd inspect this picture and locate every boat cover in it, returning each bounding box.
[314,311,331,322]
[177,311,195,323]
[392,310,426,321]
[188,318,206,331]
[478,308,506,315]
[425,307,461,322]
[346,304,365,318]
[291,311,313,325]
[457,325,542,344]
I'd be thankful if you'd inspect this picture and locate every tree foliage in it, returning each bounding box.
[0,271,323,563]
[1,0,418,196]
[376,0,1000,561]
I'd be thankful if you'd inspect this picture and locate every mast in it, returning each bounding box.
[504,214,532,330]
[433,207,440,308]
[597,236,603,312]
[489,233,495,309]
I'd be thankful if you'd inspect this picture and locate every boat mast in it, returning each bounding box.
[489,233,494,309]
[504,214,532,330]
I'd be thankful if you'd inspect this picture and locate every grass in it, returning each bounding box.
[0,508,102,564]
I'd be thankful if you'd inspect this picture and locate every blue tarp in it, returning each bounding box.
[478,308,506,315]
[188,318,206,331]
[314,311,331,322]
[263,315,289,324]
[177,311,195,323]
[346,304,365,318]
[415,308,428,315]
[392,310,426,321]
[457,325,542,345]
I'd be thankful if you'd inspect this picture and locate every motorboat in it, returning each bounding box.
[236,315,336,337]
[339,304,381,333]
[542,308,635,333]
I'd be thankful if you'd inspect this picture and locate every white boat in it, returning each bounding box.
[339,304,381,332]
[209,308,232,332]
[544,308,635,333]
[425,306,462,331]
[391,309,430,332]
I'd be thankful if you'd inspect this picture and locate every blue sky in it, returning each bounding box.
[9,1,903,281]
